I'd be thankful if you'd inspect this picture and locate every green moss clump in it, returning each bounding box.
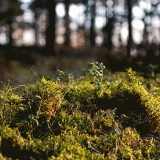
[0,62,160,159]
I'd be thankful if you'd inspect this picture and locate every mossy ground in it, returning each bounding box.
[0,62,160,160]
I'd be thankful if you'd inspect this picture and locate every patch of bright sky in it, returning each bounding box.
[69,5,80,19]
[132,6,145,19]
[0,32,9,44]
[157,4,160,13]
[106,8,113,19]
[20,3,29,10]
[16,16,23,23]
[106,0,113,7]
[151,16,160,28]
[20,0,33,3]
[95,17,106,29]
[96,36,103,46]
[139,0,152,12]
[121,22,128,44]
[23,29,35,45]
[70,22,78,31]
[132,19,144,30]
[114,5,125,15]
[23,9,34,23]
[19,0,34,23]
[96,1,106,15]
[144,16,151,25]
[56,3,65,18]
[152,0,159,5]
[56,3,105,29]
[69,4,86,20]
[133,30,143,44]
[77,4,86,13]
[69,4,85,25]
[56,3,85,26]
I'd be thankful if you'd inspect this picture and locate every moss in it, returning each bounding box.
[0,62,160,159]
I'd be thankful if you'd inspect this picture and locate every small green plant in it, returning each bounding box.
[56,69,74,85]
[87,61,106,92]
[146,64,158,77]
[88,61,105,81]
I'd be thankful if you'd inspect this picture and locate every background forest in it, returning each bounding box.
[0,0,160,82]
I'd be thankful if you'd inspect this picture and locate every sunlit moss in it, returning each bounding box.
[0,62,160,159]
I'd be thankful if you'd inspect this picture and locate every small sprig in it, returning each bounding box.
[88,61,106,91]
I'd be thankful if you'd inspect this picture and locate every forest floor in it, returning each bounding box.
[0,54,95,86]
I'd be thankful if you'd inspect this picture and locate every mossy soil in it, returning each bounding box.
[0,62,160,160]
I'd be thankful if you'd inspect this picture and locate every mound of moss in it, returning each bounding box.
[0,62,160,159]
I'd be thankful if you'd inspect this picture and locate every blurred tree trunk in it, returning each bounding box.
[126,0,133,57]
[0,0,21,50]
[83,0,90,47]
[34,8,38,49]
[107,18,114,50]
[103,15,114,50]
[64,0,70,46]
[45,0,56,55]
[90,0,96,47]
[8,7,13,49]
[103,1,114,50]
[142,13,148,43]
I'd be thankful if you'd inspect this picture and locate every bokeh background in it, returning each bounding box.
[0,0,160,84]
